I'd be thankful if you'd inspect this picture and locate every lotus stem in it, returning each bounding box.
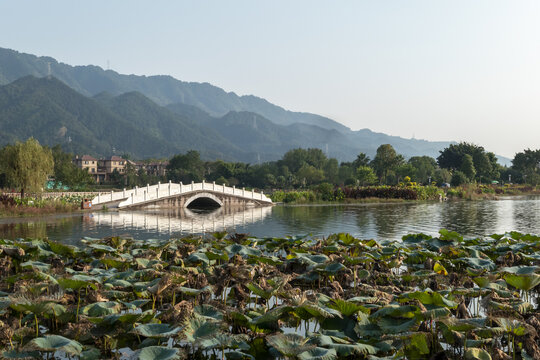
[34,313,39,337]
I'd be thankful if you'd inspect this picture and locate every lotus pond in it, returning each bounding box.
[0,230,539,359]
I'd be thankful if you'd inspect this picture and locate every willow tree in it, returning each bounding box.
[0,138,53,198]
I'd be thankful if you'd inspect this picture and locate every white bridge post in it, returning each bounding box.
[180,182,183,193]
[213,181,215,191]
[191,181,194,191]
[135,186,138,195]
[252,189,254,198]
[168,180,171,196]
[233,185,235,195]
[242,187,245,197]
[123,188,126,198]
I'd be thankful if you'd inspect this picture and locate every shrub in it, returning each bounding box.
[451,171,468,187]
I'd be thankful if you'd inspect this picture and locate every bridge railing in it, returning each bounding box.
[92,181,272,208]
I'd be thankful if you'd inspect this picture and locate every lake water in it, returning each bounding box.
[1,196,540,244]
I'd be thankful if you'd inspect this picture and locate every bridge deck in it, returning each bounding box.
[90,181,272,209]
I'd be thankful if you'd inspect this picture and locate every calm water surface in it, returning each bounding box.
[1,196,539,244]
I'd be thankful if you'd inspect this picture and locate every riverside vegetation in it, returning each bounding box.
[0,230,538,359]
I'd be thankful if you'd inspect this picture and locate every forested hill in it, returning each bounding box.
[0,75,462,162]
[0,47,348,132]
[0,47,489,162]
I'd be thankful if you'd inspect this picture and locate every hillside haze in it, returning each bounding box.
[0,47,478,163]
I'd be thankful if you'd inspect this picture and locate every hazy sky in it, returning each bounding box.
[1,1,539,158]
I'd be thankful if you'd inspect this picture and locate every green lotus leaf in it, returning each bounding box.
[250,305,293,329]
[500,266,539,275]
[81,301,121,317]
[328,299,367,317]
[377,317,419,334]
[121,299,150,310]
[88,244,117,253]
[267,333,315,357]
[225,350,255,360]
[224,244,262,257]
[27,335,83,355]
[298,347,337,360]
[105,279,133,288]
[503,273,540,291]
[137,346,180,360]
[401,290,457,309]
[183,317,221,343]
[246,283,273,300]
[20,261,50,272]
[294,303,340,320]
[371,305,418,319]
[79,347,101,360]
[47,241,77,257]
[193,304,223,320]
[132,323,183,338]
[318,262,346,275]
[465,347,492,360]
[458,257,496,271]
[185,252,209,265]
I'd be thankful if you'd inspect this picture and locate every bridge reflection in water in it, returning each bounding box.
[83,206,273,235]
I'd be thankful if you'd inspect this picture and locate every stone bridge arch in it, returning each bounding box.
[184,192,224,209]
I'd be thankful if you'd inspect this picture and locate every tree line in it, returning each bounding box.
[1,138,540,195]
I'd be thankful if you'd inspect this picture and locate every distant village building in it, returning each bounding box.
[101,156,126,174]
[73,155,98,174]
[73,155,167,183]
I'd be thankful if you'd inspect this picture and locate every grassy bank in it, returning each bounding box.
[0,230,538,359]
[271,184,540,204]
[0,194,82,217]
[271,184,444,204]
[446,184,540,200]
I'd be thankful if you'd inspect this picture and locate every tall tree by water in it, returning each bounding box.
[0,138,53,197]
[371,144,404,184]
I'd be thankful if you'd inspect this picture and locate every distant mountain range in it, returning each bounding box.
[0,47,509,164]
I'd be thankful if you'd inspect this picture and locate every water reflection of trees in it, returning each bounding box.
[0,216,78,240]
[512,198,540,234]
[440,201,498,237]
[271,206,336,234]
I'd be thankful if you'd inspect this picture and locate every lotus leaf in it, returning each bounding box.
[137,346,180,360]
[465,348,492,360]
[298,347,337,360]
[27,335,83,355]
[81,301,121,317]
[132,323,183,338]
[267,333,315,357]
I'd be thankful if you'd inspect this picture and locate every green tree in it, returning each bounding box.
[296,164,325,186]
[0,138,53,197]
[51,145,93,189]
[460,154,476,181]
[166,150,205,183]
[352,153,370,168]
[512,149,540,184]
[408,156,437,184]
[371,144,404,184]
[437,142,499,182]
[356,166,378,186]
[451,170,468,186]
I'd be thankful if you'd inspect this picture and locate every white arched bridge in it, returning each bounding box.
[90,181,273,209]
